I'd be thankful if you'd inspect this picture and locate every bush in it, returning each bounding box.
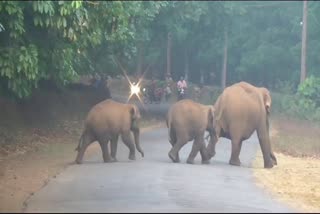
[297,75,320,107]
[271,76,320,123]
[274,79,296,94]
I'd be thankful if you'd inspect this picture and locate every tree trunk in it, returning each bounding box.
[167,32,172,78]
[300,0,308,84]
[184,47,189,81]
[136,42,144,77]
[200,70,204,85]
[221,30,228,89]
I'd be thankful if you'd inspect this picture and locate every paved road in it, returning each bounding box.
[25,128,296,213]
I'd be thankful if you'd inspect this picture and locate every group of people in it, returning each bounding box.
[89,72,189,104]
[143,76,188,103]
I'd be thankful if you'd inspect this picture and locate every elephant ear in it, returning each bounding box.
[260,87,271,113]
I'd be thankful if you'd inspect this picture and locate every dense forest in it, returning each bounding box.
[0,1,320,112]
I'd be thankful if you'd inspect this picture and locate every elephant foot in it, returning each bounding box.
[110,157,118,162]
[229,159,241,166]
[139,151,145,158]
[264,162,274,169]
[272,160,277,166]
[271,155,277,166]
[129,154,136,160]
[168,152,180,163]
[186,158,195,164]
[104,158,114,163]
[201,159,210,164]
[207,151,216,160]
[75,159,82,164]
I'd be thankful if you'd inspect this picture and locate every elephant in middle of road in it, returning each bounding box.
[75,99,144,164]
[166,99,215,164]
[206,81,277,168]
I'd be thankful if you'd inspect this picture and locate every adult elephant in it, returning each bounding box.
[75,99,144,164]
[206,81,277,168]
[166,99,215,164]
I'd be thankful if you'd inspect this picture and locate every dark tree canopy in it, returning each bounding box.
[0,1,319,98]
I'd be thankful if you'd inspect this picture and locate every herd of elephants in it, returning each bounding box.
[74,81,277,169]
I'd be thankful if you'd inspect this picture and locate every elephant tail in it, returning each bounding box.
[166,115,169,128]
[214,94,224,122]
[166,114,171,142]
[75,132,85,151]
[166,110,177,145]
[166,114,171,141]
[168,121,176,145]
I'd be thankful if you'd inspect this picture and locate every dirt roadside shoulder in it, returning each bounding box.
[252,118,320,213]
[0,122,165,213]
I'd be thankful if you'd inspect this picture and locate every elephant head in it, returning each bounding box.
[129,104,144,157]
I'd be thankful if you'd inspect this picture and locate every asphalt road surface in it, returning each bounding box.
[25,127,296,213]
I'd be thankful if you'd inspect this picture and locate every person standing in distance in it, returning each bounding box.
[177,76,187,100]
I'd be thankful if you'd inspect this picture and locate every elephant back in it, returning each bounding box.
[85,99,132,134]
[214,84,266,136]
[168,99,209,133]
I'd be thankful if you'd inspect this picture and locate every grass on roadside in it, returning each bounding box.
[270,115,320,158]
[253,115,320,213]
[253,153,320,213]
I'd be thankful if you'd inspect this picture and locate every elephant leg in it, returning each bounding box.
[169,139,180,162]
[186,136,204,164]
[75,131,95,164]
[169,138,175,147]
[168,138,187,163]
[121,132,136,160]
[266,119,277,166]
[99,139,112,163]
[75,142,91,164]
[200,142,210,164]
[168,128,179,161]
[110,135,119,162]
[270,151,277,165]
[229,139,242,166]
[257,126,274,168]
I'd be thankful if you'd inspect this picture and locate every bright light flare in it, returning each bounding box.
[130,84,141,96]
[111,55,148,109]
[127,80,145,108]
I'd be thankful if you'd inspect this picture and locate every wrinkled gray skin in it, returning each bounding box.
[75,99,144,164]
[206,81,277,168]
[166,99,215,164]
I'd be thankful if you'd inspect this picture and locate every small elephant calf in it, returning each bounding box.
[166,99,216,164]
[75,99,144,164]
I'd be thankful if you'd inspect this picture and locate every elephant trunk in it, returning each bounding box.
[133,128,144,157]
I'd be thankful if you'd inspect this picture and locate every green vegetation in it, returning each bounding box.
[0,1,320,122]
[0,1,168,98]
[271,77,320,123]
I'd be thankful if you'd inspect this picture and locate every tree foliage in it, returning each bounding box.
[0,1,320,99]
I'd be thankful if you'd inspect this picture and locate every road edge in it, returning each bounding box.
[21,122,166,213]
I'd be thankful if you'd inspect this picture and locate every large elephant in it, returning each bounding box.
[75,99,144,164]
[166,99,215,164]
[206,81,277,168]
